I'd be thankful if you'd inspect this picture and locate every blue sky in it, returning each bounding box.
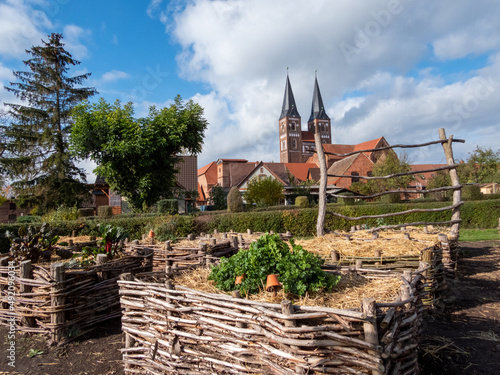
[1,0,500,182]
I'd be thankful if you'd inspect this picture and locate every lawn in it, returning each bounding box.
[459,228,499,241]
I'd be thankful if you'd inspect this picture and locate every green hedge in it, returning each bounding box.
[2,199,499,253]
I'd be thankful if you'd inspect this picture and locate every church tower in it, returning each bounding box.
[307,76,331,145]
[279,73,303,163]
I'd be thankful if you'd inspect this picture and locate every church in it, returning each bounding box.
[278,74,391,189]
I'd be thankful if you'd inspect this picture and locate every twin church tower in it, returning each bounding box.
[279,74,332,163]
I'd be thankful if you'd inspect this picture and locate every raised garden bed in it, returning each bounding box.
[0,248,153,344]
[118,266,425,374]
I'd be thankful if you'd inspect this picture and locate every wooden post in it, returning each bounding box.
[439,128,461,238]
[164,240,172,250]
[247,229,252,235]
[232,290,245,328]
[120,273,135,358]
[230,236,239,249]
[20,260,36,327]
[50,263,65,343]
[96,254,108,281]
[144,248,154,272]
[0,257,10,309]
[374,250,382,258]
[210,238,217,246]
[331,250,340,262]
[281,299,301,367]
[222,232,227,239]
[356,259,363,270]
[363,298,382,375]
[213,229,219,235]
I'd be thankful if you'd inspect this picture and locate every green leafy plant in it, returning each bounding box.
[98,224,129,255]
[27,349,44,358]
[208,233,340,296]
[6,223,60,262]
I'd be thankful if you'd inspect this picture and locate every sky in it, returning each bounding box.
[1,0,500,182]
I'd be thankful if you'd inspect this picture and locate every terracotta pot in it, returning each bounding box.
[235,275,245,285]
[148,230,155,238]
[266,274,281,292]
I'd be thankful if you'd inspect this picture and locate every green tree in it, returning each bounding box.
[227,186,244,212]
[372,152,414,190]
[70,97,208,210]
[460,146,500,183]
[209,184,227,210]
[2,33,96,211]
[244,176,284,207]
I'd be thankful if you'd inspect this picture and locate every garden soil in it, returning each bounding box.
[0,240,499,375]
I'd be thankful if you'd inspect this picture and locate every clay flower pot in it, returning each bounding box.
[235,275,245,285]
[266,274,281,293]
[148,230,155,238]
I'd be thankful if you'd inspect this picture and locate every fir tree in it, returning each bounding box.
[2,33,97,212]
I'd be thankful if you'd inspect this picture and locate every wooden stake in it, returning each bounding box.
[50,263,65,344]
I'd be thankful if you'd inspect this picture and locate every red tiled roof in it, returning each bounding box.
[353,137,384,156]
[284,163,318,182]
[198,161,216,176]
[410,164,447,188]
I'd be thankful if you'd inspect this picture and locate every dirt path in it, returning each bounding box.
[420,240,500,375]
[1,240,499,374]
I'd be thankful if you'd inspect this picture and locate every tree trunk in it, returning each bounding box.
[314,128,327,237]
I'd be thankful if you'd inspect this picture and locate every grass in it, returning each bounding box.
[459,229,499,242]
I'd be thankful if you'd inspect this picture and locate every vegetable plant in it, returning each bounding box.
[208,233,340,296]
[98,224,129,254]
[6,223,60,262]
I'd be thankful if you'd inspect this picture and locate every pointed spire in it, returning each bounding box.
[279,71,300,120]
[308,75,330,122]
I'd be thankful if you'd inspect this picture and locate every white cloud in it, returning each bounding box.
[0,0,52,58]
[160,0,500,167]
[62,24,91,60]
[101,70,130,83]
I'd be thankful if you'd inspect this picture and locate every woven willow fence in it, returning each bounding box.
[0,249,153,343]
[118,267,424,375]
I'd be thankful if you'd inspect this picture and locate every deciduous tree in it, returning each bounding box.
[70,96,208,210]
[244,176,284,207]
[2,33,96,211]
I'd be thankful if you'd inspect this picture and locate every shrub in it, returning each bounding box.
[98,205,113,218]
[227,186,244,213]
[78,208,94,217]
[157,199,178,215]
[295,196,309,208]
[381,193,402,204]
[16,215,40,224]
[462,185,483,201]
[42,206,80,222]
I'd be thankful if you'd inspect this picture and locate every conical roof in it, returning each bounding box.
[279,74,300,120]
[308,76,330,122]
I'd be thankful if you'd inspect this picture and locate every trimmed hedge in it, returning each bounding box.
[2,199,499,253]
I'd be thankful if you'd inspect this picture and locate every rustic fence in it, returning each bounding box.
[118,266,424,375]
[325,129,464,239]
[0,249,153,343]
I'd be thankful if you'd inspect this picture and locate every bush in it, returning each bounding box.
[381,193,402,203]
[42,206,80,222]
[295,196,309,208]
[16,215,40,224]
[98,205,113,218]
[157,199,178,215]
[462,185,483,201]
[227,186,244,213]
[78,208,95,217]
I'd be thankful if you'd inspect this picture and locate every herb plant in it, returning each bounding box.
[208,233,340,296]
[6,223,60,262]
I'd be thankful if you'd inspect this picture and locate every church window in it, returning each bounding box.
[282,140,287,150]
[292,139,297,149]
[321,124,325,131]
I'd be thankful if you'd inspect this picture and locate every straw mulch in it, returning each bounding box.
[171,267,403,310]
[294,227,447,259]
